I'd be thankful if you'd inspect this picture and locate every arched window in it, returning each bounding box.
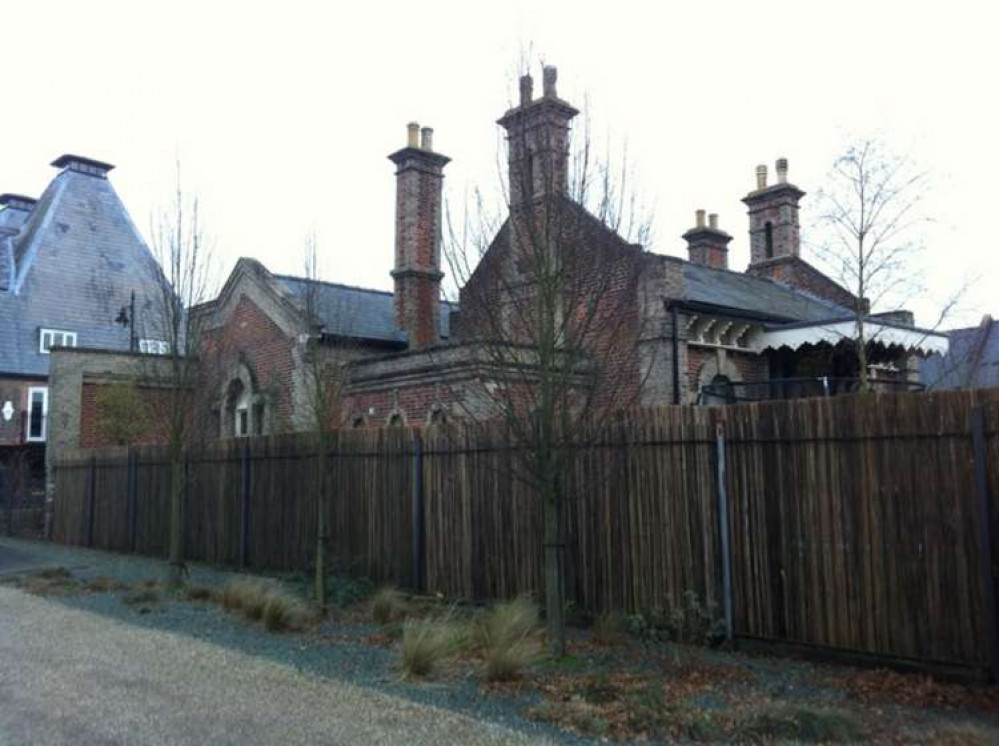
[705,374,735,405]
[351,415,366,429]
[428,407,447,426]
[225,379,249,437]
[764,221,774,259]
[387,413,404,427]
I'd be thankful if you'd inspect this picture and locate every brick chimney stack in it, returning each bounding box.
[497,65,579,207]
[683,209,732,269]
[388,123,450,350]
[743,156,805,267]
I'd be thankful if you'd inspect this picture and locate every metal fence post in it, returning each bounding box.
[411,431,426,593]
[239,441,250,570]
[972,404,998,682]
[86,455,97,548]
[715,418,734,643]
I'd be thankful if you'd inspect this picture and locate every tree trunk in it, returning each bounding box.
[543,483,566,657]
[168,453,185,587]
[856,313,869,392]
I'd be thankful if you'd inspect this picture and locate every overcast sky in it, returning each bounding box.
[3,0,995,327]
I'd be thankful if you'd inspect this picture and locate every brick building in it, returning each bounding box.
[50,67,949,453]
[190,67,946,435]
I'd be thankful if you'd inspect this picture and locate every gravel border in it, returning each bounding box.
[0,538,594,745]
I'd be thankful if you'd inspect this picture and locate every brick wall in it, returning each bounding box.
[79,382,171,448]
[201,294,297,432]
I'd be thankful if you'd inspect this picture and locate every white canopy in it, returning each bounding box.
[758,319,949,356]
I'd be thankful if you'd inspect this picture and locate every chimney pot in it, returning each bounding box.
[542,65,558,98]
[420,127,434,152]
[519,74,533,106]
[708,213,718,230]
[776,157,788,184]
[755,164,768,190]
[407,122,420,148]
[695,209,706,228]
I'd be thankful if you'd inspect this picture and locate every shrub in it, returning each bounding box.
[220,578,272,614]
[737,706,861,743]
[122,589,160,606]
[478,597,542,682]
[185,585,215,602]
[36,566,72,580]
[23,573,79,597]
[263,593,316,632]
[592,611,626,645]
[219,577,316,632]
[627,590,725,646]
[400,618,459,679]
[371,586,409,625]
[86,576,128,593]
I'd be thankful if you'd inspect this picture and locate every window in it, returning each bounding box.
[387,413,404,427]
[26,387,47,441]
[39,329,77,354]
[351,416,366,429]
[139,339,170,355]
[237,408,249,437]
[428,407,447,426]
[764,222,774,259]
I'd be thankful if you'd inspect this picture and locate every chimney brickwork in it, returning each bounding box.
[388,125,450,350]
[683,210,732,269]
[497,66,579,207]
[742,157,805,266]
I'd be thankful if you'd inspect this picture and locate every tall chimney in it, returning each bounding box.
[498,63,579,207]
[775,157,788,184]
[519,74,533,106]
[389,124,451,350]
[683,210,732,270]
[755,164,768,190]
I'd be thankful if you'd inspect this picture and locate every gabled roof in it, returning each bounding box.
[276,275,452,343]
[0,162,164,377]
[920,315,999,389]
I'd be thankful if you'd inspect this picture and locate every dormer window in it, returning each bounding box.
[39,328,77,354]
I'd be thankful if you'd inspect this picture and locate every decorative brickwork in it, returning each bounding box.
[389,135,449,350]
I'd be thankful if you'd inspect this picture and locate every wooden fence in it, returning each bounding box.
[52,391,999,677]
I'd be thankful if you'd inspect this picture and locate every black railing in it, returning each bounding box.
[699,376,925,404]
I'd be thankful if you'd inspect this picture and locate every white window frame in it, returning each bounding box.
[139,338,170,355]
[26,386,48,442]
[39,328,77,354]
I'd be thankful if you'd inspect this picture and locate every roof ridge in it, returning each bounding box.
[274,273,395,297]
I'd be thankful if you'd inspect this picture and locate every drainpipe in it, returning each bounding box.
[671,302,681,405]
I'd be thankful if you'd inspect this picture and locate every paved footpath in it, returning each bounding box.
[0,586,542,746]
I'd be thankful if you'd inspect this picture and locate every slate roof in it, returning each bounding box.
[275,275,453,344]
[920,316,999,389]
[678,259,851,322]
[0,161,166,377]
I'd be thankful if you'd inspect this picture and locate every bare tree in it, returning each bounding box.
[299,232,355,614]
[813,138,940,389]
[441,67,654,656]
[145,164,216,587]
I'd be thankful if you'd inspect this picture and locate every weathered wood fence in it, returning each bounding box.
[52,391,999,676]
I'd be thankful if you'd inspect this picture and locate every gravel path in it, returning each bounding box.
[0,584,547,746]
